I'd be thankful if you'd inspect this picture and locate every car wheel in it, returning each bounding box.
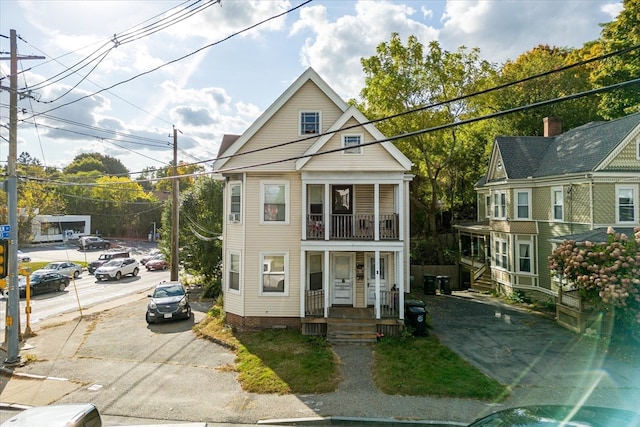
[163,264,168,270]
[183,307,192,320]
[105,243,110,249]
[115,271,122,280]
[73,270,79,279]
[145,313,154,324]
[58,282,66,292]
[132,267,139,276]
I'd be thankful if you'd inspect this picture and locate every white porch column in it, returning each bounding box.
[374,183,380,241]
[301,183,307,241]
[375,249,380,319]
[324,184,330,241]
[323,249,330,318]
[397,249,404,320]
[300,249,306,318]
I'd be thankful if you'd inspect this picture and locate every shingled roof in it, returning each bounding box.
[488,112,640,183]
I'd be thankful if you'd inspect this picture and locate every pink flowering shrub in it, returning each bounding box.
[548,227,640,337]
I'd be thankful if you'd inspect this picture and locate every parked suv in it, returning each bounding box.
[78,236,111,250]
[87,251,130,274]
[95,257,140,281]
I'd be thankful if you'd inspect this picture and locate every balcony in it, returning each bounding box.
[306,213,399,240]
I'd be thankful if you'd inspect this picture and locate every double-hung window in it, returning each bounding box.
[229,183,241,222]
[300,111,320,135]
[343,134,362,154]
[551,187,563,221]
[228,251,240,292]
[262,181,288,223]
[517,242,532,273]
[494,238,508,270]
[617,185,636,223]
[261,253,288,295]
[493,191,506,219]
[516,189,531,220]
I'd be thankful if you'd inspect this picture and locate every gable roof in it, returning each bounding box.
[213,68,349,171]
[482,112,640,185]
[295,105,412,171]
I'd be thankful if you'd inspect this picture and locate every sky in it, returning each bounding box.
[0,0,623,176]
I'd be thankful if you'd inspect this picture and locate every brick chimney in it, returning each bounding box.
[543,117,562,137]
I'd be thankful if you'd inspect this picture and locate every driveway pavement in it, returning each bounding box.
[1,290,639,426]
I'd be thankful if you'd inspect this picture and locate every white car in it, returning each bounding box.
[94,257,139,281]
[36,261,82,278]
[17,250,31,262]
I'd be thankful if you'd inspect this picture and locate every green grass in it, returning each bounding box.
[196,306,509,399]
[374,334,507,400]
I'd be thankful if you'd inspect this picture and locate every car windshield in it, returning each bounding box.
[153,285,184,298]
[42,263,61,269]
[103,260,123,267]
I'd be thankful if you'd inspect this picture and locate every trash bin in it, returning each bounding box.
[437,275,451,295]
[423,274,437,295]
[404,299,427,336]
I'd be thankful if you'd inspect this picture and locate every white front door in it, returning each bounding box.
[366,254,388,306]
[332,254,354,305]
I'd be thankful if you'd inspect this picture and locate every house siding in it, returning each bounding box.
[593,182,617,224]
[223,81,344,172]
[242,172,302,317]
[605,137,640,170]
[304,117,406,172]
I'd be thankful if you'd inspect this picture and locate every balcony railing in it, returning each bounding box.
[306,213,399,240]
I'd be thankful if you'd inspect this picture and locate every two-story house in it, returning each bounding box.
[456,113,640,311]
[212,68,413,341]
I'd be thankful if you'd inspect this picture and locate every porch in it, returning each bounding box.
[307,213,399,240]
[302,291,405,342]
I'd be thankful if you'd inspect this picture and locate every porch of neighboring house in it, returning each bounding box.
[455,223,493,292]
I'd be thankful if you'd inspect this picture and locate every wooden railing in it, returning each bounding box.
[307,213,399,240]
[380,290,399,318]
[305,289,324,316]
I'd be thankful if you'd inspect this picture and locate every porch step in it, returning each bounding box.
[326,318,377,344]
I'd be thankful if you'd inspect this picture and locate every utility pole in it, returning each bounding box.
[1,29,44,365]
[170,127,179,281]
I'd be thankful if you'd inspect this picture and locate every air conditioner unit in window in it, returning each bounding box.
[228,213,240,222]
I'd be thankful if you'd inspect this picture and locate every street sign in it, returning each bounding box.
[0,225,10,232]
[1,231,9,238]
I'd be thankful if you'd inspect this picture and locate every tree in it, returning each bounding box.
[160,176,223,296]
[357,34,496,263]
[63,153,130,176]
[591,0,640,119]
[490,45,602,135]
[548,227,640,339]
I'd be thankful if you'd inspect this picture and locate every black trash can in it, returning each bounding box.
[404,300,427,336]
[437,275,451,295]
[423,274,437,295]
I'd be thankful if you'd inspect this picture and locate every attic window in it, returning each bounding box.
[343,134,362,154]
[300,112,320,135]
[496,160,503,171]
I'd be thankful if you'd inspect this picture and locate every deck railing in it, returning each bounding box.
[307,213,398,240]
[305,289,325,316]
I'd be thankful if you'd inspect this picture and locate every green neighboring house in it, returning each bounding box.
[456,113,640,307]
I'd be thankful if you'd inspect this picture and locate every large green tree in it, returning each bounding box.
[490,44,602,135]
[357,34,496,262]
[63,153,129,176]
[160,176,223,295]
[591,0,640,119]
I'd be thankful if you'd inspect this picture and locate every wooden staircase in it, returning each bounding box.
[326,318,378,344]
[472,265,493,292]
[326,307,377,344]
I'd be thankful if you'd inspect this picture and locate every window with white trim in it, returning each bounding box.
[517,242,532,273]
[551,187,563,221]
[343,134,362,154]
[516,189,531,220]
[493,190,506,219]
[616,185,636,223]
[261,181,288,223]
[485,195,491,219]
[300,111,320,135]
[228,251,240,292]
[229,183,241,222]
[636,138,640,160]
[261,253,288,295]
[494,238,508,270]
[308,253,323,291]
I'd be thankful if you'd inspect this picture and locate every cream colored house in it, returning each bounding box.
[456,113,640,312]
[212,68,413,341]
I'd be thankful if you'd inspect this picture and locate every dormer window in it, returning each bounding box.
[300,111,320,135]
